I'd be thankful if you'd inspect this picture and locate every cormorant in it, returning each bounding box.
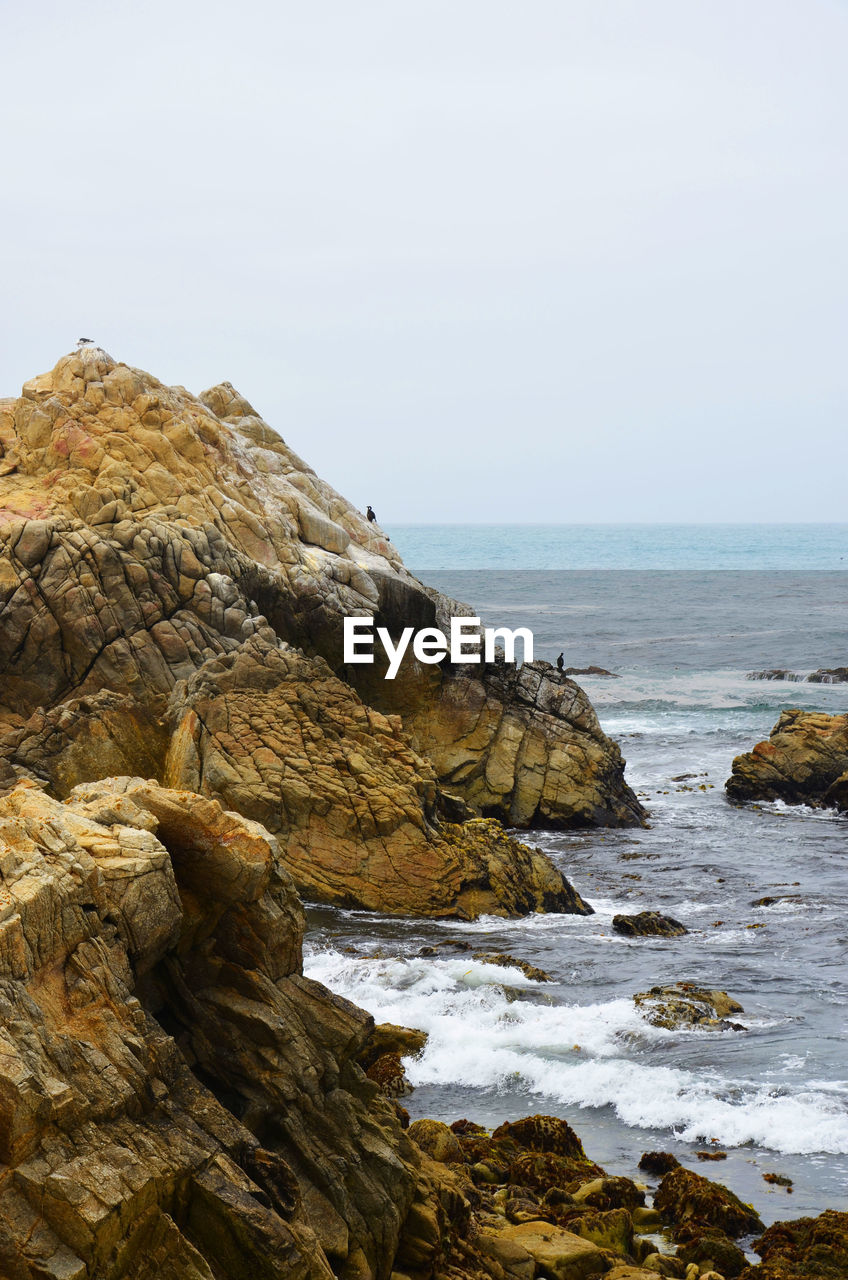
[367,505,377,524]
[556,652,564,672]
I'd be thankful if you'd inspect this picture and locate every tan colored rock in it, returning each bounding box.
[498,1220,609,1278]
[407,1120,464,1164]
[0,777,456,1280]
[0,352,642,923]
[162,636,590,918]
[633,985,745,1032]
[726,709,848,808]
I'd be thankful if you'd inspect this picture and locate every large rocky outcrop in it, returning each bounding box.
[725,710,848,810]
[0,349,642,914]
[0,778,443,1280]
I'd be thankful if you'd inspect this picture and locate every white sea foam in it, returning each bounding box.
[305,947,848,1157]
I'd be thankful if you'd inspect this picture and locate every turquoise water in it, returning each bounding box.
[386,523,848,570]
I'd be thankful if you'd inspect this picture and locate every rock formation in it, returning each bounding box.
[633,985,745,1031]
[725,710,848,810]
[612,911,688,938]
[0,349,642,918]
[0,777,441,1279]
[0,350,656,1278]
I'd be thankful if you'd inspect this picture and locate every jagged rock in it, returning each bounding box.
[655,1165,764,1238]
[471,952,553,982]
[357,1023,428,1070]
[612,911,688,938]
[364,1053,412,1097]
[399,657,645,829]
[160,635,589,918]
[633,984,745,1031]
[739,1209,848,1278]
[0,352,643,877]
[638,1152,681,1177]
[726,710,848,809]
[492,1115,597,1163]
[0,777,445,1279]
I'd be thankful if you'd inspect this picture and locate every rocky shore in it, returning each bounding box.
[0,351,840,1278]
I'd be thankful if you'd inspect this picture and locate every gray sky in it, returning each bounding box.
[3,0,846,522]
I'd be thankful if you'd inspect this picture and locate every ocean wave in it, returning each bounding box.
[305,947,848,1157]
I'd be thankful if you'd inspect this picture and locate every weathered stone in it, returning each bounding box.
[613,912,688,938]
[726,710,848,808]
[0,351,644,877]
[655,1165,764,1238]
[498,1221,609,1278]
[633,985,745,1031]
[407,1120,464,1164]
[739,1208,848,1278]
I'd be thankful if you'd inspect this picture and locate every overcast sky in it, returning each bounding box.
[2,1,846,522]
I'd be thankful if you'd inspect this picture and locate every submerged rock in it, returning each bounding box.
[633,983,745,1030]
[726,709,848,809]
[806,667,848,684]
[613,910,688,937]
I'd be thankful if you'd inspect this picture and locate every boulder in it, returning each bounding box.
[498,1221,609,1279]
[633,984,745,1031]
[613,912,688,938]
[726,710,848,808]
[655,1166,764,1238]
[407,1120,464,1164]
[739,1208,848,1278]
[638,1152,681,1177]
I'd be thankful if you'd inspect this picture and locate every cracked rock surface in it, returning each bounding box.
[725,709,848,810]
[1,350,642,914]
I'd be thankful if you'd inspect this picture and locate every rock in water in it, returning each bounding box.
[741,1209,848,1277]
[633,983,745,1030]
[0,350,643,918]
[726,709,848,809]
[612,910,688,937]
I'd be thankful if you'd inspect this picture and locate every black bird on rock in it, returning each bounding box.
[366,505,377,524]
[556,653,564,672]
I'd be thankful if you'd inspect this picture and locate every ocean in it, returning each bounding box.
[303,525,848,1229]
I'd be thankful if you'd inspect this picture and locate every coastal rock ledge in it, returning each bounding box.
[0,350,643,918]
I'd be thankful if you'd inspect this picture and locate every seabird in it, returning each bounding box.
[556,652,564,671]
[367,505,377,524]
[76,338,95,348]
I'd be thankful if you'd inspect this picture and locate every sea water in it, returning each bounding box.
[303,527,848,1227]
